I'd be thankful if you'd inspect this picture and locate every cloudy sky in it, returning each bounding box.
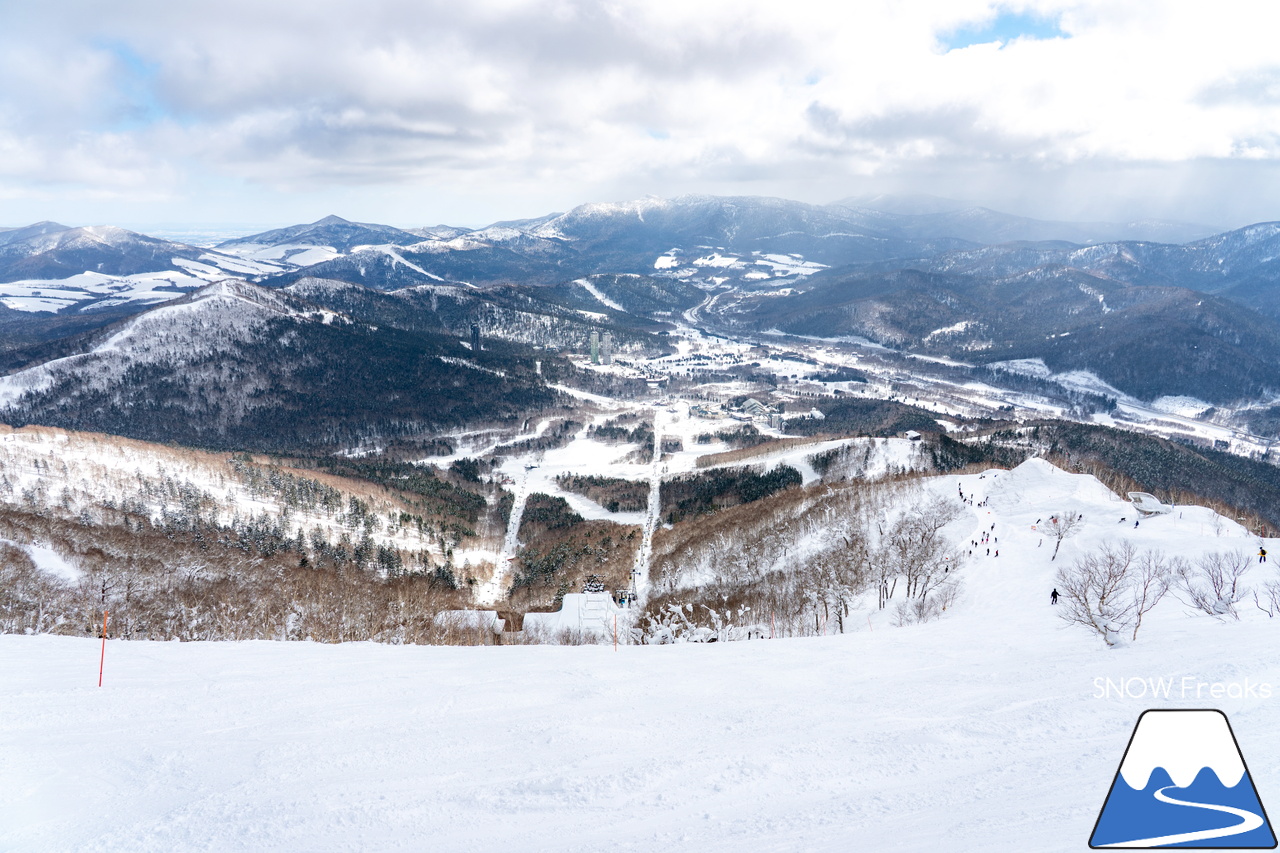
[2,0,1278,231]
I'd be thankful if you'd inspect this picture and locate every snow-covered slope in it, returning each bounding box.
[0,280,319,408]
[4,458,1280,851]
[0,422,449,563]
[0,224,284,313]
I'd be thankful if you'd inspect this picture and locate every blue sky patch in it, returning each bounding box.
[941,10,1066,51]
[96,41,167,130]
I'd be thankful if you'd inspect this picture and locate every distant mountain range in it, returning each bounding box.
[0,222,282,286]
[2,193,1280,409]
[716,263,1280,403]
[831,195,1217,244]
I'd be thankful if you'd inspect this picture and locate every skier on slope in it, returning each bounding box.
[1260,547,1268,564]
[1051,589,1059,605]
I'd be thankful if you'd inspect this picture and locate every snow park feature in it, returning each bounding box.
[1129,492,1174,517]
[1090,710,1277,848]
[522,592,627,641]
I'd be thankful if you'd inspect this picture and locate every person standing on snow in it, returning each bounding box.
[1051,589,1059,605]
[1261,547,1268,564]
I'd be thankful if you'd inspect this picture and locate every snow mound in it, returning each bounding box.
[982,457,1115,514]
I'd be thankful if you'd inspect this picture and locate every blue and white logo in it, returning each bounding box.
[1091,709,1276,848]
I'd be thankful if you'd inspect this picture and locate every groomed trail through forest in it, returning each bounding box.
[476,462,529,605]
[630,408,666,601]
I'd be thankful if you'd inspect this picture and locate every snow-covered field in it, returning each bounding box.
[6,460,1280,851]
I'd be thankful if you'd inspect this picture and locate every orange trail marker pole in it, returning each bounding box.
[98,609,109,687]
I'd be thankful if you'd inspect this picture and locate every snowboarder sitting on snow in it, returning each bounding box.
[1051,589,1059,605]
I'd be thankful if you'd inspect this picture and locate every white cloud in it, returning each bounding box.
[0,0,1278,227]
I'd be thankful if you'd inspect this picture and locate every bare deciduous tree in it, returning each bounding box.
[1044,511,1084,561]
[1056,542,1171,646]
[1177,550,1250,620]
[1254,579,1280,617]
[892,582,960,626]
[1129,549,1174,641]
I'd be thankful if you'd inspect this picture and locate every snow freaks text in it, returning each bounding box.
[1093,676,1274,701]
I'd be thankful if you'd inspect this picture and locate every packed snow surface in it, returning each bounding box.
[5,459,1280,851]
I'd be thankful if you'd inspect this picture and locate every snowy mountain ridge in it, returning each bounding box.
[0,280,326,408]
[215,215,422,257]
